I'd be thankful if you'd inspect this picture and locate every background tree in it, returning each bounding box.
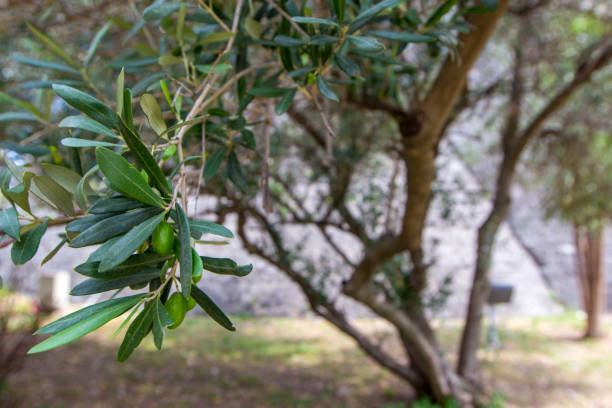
[457,4,612,380]
[529,79,612,338]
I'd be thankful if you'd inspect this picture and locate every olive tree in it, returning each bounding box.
[1,0,609,405]
[0,0,492,403]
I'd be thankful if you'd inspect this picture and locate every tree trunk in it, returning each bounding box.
[458,31,612,383]
[574,223,605,338]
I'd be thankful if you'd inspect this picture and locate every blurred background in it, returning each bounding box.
[0,1,611,407]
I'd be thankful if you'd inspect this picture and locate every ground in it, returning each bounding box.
[2,312,610,408]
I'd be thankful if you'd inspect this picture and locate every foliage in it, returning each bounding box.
[532,82,612,228]
[0,0,469,361]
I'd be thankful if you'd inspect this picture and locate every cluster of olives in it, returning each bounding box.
[151,220,203,330]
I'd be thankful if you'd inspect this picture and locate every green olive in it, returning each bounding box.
[165,292,187,330]
[186,296,197,311]
[152,221,174,256]
[191,248,203,283]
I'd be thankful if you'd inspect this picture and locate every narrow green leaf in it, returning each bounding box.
[0,91,44,121]
[177,3,186,41]
[66,213,114,233]
[332,0,345,24]
[152,298,173,350]
[76,253,171,279]
[317,76,339,102]
[245,16,262,39]
[274,35,307,47]
[364,30,436,43]
[201,257,253,277]
[117,119,172,197]
[84,235,121,263]
[197,31,234,44]
[11,56,80,74]
[75,165,98,211]
[26,23,79,69]
[117,302,154,361]
[69,207,163,248]
[191,285,235,331]
[62,138,123,148]
[247,87,294,98]
[95,147,164,207]
[32,175,76,216]
[158,54,183,66]
[5,181,30,214]
[351,0,400,27]
[275,88,297,115]
[176,204,192,298]
[11,221,47,265]
[426,0,457,26]
[309,35,339,45]
[160,115,208,138]
[169,155,201,180]
[0,207,20,242]
[158,82,171,110]
[41,164,85,195]
[85,21,112,68]
[99,211,166,272]
[203,146,227,181]
[347,35,385,52]
[139,94,167,135]
[19,80,83,90]
[123,88,134,130]
[291,16,339,26]
[188,219,233,239]
[0,168,12,204]
[0,142,49,156]
[116,68,125,116]
[52,85,118,130]
[41,236,67,266]
[89,197,144,214]
[195,64,232,74]
[0,112,38,122]
[226,151,248,193]
[143,2,182,21]
[70,270,160,296]
[37,295,144,335]
[238,129,256,150]
[28,296,141,353]
[333,54,361,77]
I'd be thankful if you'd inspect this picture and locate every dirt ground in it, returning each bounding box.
[3,312,611,407]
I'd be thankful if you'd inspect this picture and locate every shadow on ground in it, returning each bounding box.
[3,317,410,408]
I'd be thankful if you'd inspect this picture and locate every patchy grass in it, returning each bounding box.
[3,312,611,407]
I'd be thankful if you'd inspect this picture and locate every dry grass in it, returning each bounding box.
[2,311,611,407]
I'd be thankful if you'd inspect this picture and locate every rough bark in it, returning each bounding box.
[458,31,612,379]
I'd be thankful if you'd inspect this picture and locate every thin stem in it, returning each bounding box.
[265,0,310,40]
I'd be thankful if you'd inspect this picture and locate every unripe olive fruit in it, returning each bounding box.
[186,296,197,311]
[152,221,174,256]
[165,292,187,330]
[191,248,203,283]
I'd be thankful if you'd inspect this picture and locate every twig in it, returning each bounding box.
[194,120,206,215]
[265,0,310,40]
[312,94,335,161]
[197,0,231,32]
[261,103,274,213]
